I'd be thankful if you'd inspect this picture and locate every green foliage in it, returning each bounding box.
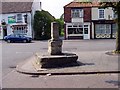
[60,14,64,21]
[55,19,64,36]
[100,1,120,51]
[33,10,55,40]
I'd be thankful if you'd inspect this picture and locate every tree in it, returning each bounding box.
[55,19,64,36]
[33,10,55,40]
[100,1,120,53]
[60,14,64,21]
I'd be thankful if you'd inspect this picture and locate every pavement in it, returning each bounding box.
[16,50,120,75]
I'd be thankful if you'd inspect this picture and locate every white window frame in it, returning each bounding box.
[71,9,83,18]
[16,14,23,23]
[95,24,111,34]
[113,11,117,19]
[98,9,105,19]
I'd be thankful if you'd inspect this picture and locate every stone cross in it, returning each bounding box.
[48,22,62,55]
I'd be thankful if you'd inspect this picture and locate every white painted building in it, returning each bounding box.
[0,0,41,39]
[91,7,117,39]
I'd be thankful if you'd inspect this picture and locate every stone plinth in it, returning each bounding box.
[35,53,78,68]
[33,22,78,69]
[48,39,62,55]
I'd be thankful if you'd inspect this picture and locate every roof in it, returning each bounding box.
[64,0,100,8]
[1,1,33,14]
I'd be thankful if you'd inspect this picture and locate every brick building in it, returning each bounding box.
[64,0,117,39]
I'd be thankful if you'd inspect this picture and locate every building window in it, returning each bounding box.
[13,25,27,35]
[98,9,105,19]
[113,12,117,19]
[68,28,83,35]
[17,14,23,23]
[72,9,83,18]
[84,28,88,34]
[95,24,111,34]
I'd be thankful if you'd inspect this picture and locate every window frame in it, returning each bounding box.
[98,9,105,19]
[71,9,84,18]
[16,14,23,23]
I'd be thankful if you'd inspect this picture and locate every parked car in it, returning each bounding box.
[4,34,32,43]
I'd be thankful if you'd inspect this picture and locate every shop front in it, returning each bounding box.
[11,24,28,35]
[93,20,116,39]
[66,23,90,39]
[94,23,117,39]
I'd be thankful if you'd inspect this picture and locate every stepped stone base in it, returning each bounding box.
[35,53,78,68]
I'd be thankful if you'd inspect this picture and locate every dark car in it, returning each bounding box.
[4,34,32,43]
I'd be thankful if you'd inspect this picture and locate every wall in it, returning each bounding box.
[31,0,41,18]
[0,15,3,39]
[31,0,42,38]
[84,7,91,22]
[1,12,32,38]
[64,7,71,23]
[92,7,114,20]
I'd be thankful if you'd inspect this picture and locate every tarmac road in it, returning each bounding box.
[1,39,120,88]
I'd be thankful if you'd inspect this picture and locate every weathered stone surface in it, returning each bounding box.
[34,22,78,69]
[51,22,59,40]
[48,40,62,55]
[48,22,63,55]
[35,53,78,68]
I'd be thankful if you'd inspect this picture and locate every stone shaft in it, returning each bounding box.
[51,22,59,40]
[48,22,62,55]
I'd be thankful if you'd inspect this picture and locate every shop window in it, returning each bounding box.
[13,26,27,35]
[68,25,72,27]
[79,25,82,27]
[73,25,77,27]
[112,24,117,33]
[68,28,83,34]
[106,24,111,34]
[95,24,111,34]
[84,28,88,34]
[84,25,88,27]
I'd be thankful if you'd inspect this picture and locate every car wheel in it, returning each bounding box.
[28,40,31,43]
[23,40,27,43]
[7,40,11,43]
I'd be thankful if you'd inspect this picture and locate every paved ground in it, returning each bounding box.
[2,71,119,88]
[1,39,120,88]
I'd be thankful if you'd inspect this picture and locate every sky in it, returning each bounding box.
[40,0,73,19]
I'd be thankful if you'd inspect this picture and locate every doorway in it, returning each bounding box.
[3,28,7,37]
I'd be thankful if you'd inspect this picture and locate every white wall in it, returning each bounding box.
[0,15,3,39]
[32,0,41,17]
[72,18,83,23]
[92,22,94,39]
[92,7,114,20]
[31,0,42,38]
[1,12,32,38]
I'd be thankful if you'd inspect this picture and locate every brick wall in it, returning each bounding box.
[84,7,91,22]
[64,7,71,23]
[64,7,91,23]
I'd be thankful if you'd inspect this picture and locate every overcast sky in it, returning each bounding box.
[40,0,73,18]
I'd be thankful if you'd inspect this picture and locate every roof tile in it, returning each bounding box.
[1,2,33,14]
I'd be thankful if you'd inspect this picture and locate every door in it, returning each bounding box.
[83,25,90,39]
